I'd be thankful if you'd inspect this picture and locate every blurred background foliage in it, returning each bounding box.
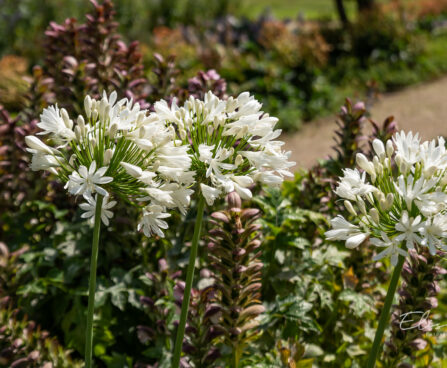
[2,0,447,130]
[2,0,447,367]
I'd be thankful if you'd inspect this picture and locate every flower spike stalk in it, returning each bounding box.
[84,194,103,368]
[25,91,192,367]
[154,91,295,367]
[325,131,447,367]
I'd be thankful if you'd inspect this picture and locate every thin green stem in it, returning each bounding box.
[172,196,206,368]
[366,254,405,368]
[85,194,103,368]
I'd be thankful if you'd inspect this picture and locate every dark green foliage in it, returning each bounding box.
[0,301,83,368]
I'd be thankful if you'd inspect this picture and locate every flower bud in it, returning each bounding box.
[344,200,357,216]
[358,197,367,215]
[373,139,385,160]
[386,193,394,208]
[356,153,376,179]
[74,125,82,141]
[77,114,85,131]
[92,109,99,122]
[369,208,380,224]
[386,139,394,157]
[179,129,187,140]
[235,154,243,166]
[84,95,92,118]
[61,108,73,129]
[69,154,76,166]
[104,148,113,165]
[207,124,214,136]
[90,138,96,148]
[109,123,118,139]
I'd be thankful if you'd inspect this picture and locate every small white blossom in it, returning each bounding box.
[80,194,117,226]
[66,161,113,197]
[371,232,408,266]
[138,205,171,238]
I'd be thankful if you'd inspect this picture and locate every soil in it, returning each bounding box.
[282,76,447,169]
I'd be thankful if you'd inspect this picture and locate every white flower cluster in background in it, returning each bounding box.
[26,91,192,237]
[152,91,295,205]
[326,131,447,265]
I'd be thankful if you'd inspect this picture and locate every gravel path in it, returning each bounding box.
[282,76,447,169]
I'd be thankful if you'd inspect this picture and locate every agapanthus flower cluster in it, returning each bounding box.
[152,91,295,205]
[326,131,447,265]
[25,91,192,237]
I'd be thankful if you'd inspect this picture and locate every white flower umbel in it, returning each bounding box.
[153,91,295,205]
[25,91,192,368]
[26,91,192,237]
[326,131,447,262]
[158,91,295,368]
[325,130,447,368]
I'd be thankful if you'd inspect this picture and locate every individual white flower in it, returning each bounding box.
[65,161,113,196]
[394,175,437,211]
[80,194,117,226]
[200,183,221,206]
[38,105,76,143]
[395,211,422,250]
[393,131,421,166]
[335,169,376,201]
[325,215,369,249]
[371,232,408,266]
[30,153,60,171]
[138,205,171,238]
[419,215,447,255]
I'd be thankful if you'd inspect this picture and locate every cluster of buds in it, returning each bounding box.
[25,91,193,237]
[153,91,295,206]
[207,192,264,364]
[383,249,446,366]
[326,131,447,266]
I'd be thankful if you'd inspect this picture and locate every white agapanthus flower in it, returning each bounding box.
[152,91,295,205]
[326,130,447,265]
[80,194,117,226]
[25,91,192,237]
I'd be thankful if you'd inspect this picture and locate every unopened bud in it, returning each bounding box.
[109,123,118,138]
[92,109,98,122]
[207,124,214,136]
[358,198,367,215]
[77,115,85,131]
[104,149,113,165]
[90,138,96,148]
[84,95,92,118]
[61,108,72,129]
[344,200,357,216]
[386,140,394,157]
[386,193,394,208]
[74,125,82,141]
[179,129,187,140]
[235,154,243,166]
[372,139,385,160]
[69,154,76,166]
[369,208,380,224]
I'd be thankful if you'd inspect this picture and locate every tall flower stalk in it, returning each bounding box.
[25,91,192,367]
[151,91,295,367]
[325,131,447,367]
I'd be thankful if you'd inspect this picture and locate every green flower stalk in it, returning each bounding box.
[151,91,294,367]
[325,131,447,367]
[25,91,192,367]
